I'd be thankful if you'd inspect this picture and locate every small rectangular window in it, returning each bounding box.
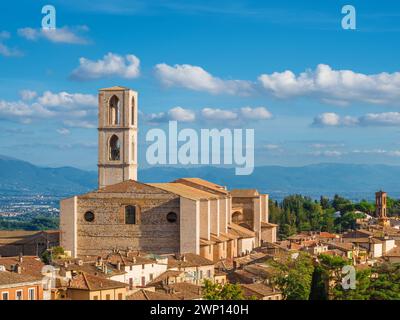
[93,296,98,300]
[118,293,123,300]
[106,294,111,300]
[2,292,9,300]
[28,288,35,300]
[16,290,23,300]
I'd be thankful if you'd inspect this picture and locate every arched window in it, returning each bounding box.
[109,135,120,161]
[125,206,136,224]
[109,95,120,125]
[131,96,135,126]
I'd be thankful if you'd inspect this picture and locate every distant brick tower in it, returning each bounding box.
[98,86,138,188]
[375,190,390,227]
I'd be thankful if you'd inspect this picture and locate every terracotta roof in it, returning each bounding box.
[0,271,42,286]
[127,289,179,300]
[148,183,218,200]
[68,272,127,291]
[230,189,259,198]
[200,238,215,246]
[99,86,132,91]
[89,180,174,195]
[0,256,45,278]
[105,252,156,267]
[174,178,229,195]
[162,282,203,300]
[210,233,231,242]
[63,262,126,278]
[261,222,278,228]
[384,247,400,257]
[317,232,338,239]
[146,270,184,286]
[228,223,255,239]
[241,283,281,298]
[0,230,59,245]
[167,253,214,269]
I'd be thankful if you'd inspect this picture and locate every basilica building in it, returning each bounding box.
[60,86,277,261]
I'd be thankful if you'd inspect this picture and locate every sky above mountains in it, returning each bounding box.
[0,0,400,170]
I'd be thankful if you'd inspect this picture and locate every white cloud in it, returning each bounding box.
[352,149,400,157]
[0,90,97,128]
[240,106,272,120]
[359,112,400,126]
[310,150,344,157]
[18,26,89,44]
[19,90,37,101]
[168,107,196,122]
[56,128,70,135]
[313,111,400,127]
[154,63,253,95]
[37,91,97,107]
[0,43,22,57]
[259,64,400,105]
[71,52,140,80]
[145,107,196,124]
[201,108,238,121]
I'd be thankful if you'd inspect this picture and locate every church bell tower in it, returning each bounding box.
[375,190,390,227]
[98,86,138,188]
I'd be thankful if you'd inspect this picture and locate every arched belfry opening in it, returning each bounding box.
[98,87,138,188]
[109,95,120,125]
[109,135,120,161]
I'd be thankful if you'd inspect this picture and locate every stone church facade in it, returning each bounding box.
[60,86,277,260]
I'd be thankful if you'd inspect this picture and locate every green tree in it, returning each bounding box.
[203,280,245,300]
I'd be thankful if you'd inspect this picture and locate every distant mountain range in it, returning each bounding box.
[1,155,399,201]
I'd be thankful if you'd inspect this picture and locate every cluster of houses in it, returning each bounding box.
[0,248,283,300]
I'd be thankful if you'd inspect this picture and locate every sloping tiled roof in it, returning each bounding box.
[87,180,175,195]
[127,289,179,300]
[68,272,127,291]
[99,86,132,91]
[148,183,218,201]
[228,223,255,239]
[230,189,259,197]
[0,256,45,278]
[174,178,229,195]
[0,230,59,245]
[167,253,214,269]
[146,270,184,286]
[241,283,281,298]
[0,271,42,286]
[163,282,203,300]
[261,222,278,228]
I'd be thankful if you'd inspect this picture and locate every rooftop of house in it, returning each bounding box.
[86,180,173,196]
[167,253,214,269]
[127,289,179,300]
[148,182,218,201]
[0,256,45,278]
[230,189,260,198]
[174,178,229,195]
[146,270,185,287]
[160,282,203,300]
[228,223,255,239]
[105,251,158,267]
[0,270,43,286]
[99,86,132,91]
[241,283,281,298]
[384,246,400,257]
[0,230,59,245]
[67,272,127,291]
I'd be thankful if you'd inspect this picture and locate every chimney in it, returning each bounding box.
[15,264,22,274]
[117,262,121,271]
[18,253,23,263]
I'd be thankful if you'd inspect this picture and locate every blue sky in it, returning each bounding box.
[1,0,400,170]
